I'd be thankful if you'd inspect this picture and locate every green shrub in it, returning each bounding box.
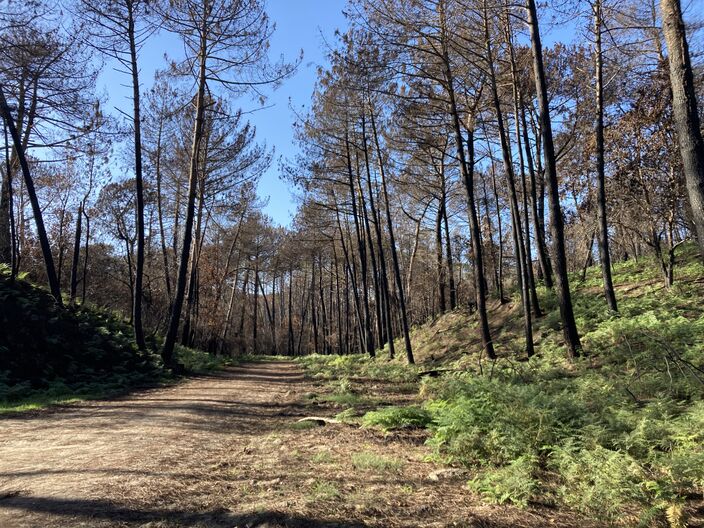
[421,365,704,523]
[294,247,704,524]
[175,345,230,374]
[361,405,432,431]
[295,354,418,383]
[0,267,161,394]
[334,407,360,423]
[550,443,648,518]
[290,420,320,431]
[468,455,539,507]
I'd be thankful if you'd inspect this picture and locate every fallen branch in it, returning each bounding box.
[297,416,340,425]
[418,368,466,378]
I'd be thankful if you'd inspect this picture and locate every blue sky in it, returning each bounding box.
[99,0,347,227]
[240,0,347,226]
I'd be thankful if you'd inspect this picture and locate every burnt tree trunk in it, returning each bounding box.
[660,0,704,259]
[526,0,582,358]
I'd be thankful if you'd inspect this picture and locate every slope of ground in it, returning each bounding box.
[0,266,225,412]
[294,246,704,527]
[408,244,704,367]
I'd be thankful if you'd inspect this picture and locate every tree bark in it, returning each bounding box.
[593,0,618,311]
[69,204,83,304]
[127,0,147,350]
[526,0,582,358]
[484,1,534,356]
[162,9,208,364]
[368,100,414,364]
[660,0,704,259]
[442,197,457,310]
[435,199,447,314]
[345,130,374,356]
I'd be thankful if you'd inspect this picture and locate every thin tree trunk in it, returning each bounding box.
[253,259,259,355]
[504,7,542,317]
[484,0,533,357]
[480,172,500,297]
[442,196,457,310]
[487,142,507,304]
[2,122,17,278]
[127,1,146,350]
[310,261,318,355]
[581,231,595,281]
[345,130,374,356]
[357,137,387,351]
[69,204,83,304]
[81,210,90,303]
[526,0,582,358]
[520,100,553,287]
[441,60,495,358]
[593,0,618,311]
[154,119,172,303]
[368,99,414,364]
[333,190,366,354]
[162,11,208,364]
[405,201,429,308]
[435,200,447,314]
[660,0,704,259]
[287,267,294,355]
[221,257,241,349]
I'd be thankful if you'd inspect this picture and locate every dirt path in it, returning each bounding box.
[0,362,320,527]
[0,361,591,528]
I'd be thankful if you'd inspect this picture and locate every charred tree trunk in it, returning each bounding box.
[526,0,582,358]
[127,0,146,350]
[345,131,374,356]
[442,197,457,310]
[660,0,704,259]
[162,10,208,364]
[593,0,618,311]
[484,1,533,357]
[438,15,495,359]
[435,200,447,314]
[368,100,414,364]
[69,204,83,304]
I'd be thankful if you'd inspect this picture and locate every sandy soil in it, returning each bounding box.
[0,361,596,528]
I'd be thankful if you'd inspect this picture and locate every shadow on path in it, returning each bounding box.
[0,495,368,528]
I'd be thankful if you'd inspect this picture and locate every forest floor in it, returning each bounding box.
[0,360,599,528]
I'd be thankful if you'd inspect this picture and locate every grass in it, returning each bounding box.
[311,450,334,464]
[307,480,341,501]
[302,375,381,411]
[361,405,432,432]
[351,450,404,472]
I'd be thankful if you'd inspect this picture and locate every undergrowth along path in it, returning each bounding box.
[0,360,595,528]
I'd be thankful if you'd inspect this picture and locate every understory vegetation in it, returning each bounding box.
[0,266,230,412]
[296,248,704,527]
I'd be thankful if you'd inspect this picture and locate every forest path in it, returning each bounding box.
[0,361,592,528]
[0,361,323,527]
